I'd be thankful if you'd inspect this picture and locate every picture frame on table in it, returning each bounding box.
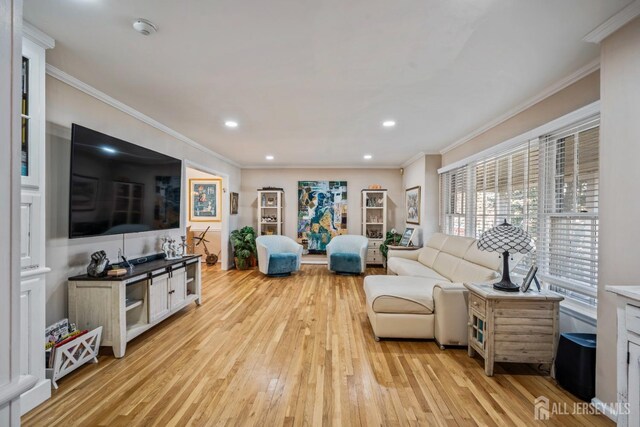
[405,186,421,224]
[520,265,540,292]
[189,178,222,222]
[398,227,415,247]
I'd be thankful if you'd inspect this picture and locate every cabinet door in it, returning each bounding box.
[629,341,640,427]
[170,267,187,310]
[149,273,170,322]
[20,194,41,270]
[20,277,45,379]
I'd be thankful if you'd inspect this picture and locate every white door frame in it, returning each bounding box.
[183,160,231,270]
[0,1,37,423]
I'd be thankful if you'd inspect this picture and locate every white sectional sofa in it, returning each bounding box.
[364,232,509,348]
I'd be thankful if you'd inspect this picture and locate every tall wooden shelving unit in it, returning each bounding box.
[258,189,284,235]
[361,189,387,265]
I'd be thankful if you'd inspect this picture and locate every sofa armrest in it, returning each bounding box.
[433,283,469,347]
[387,249,420,261]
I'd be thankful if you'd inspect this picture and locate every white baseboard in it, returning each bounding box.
[301,260,328,265]
[591,397,618,422]
[20,379,51,415]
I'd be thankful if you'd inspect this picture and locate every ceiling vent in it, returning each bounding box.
[133,19,158,36]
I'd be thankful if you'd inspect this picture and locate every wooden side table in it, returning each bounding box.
[464,282,563,376]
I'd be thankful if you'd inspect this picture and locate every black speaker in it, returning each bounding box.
[554,333,597,401]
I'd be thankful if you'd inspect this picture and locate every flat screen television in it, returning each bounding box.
[69,124,182,238]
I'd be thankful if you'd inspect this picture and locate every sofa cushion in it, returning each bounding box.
[440,235,475,258]
[330,253,362,274]
[364,275,437,314]
[426,233,449,250]
[387,258,449,282]
[463,243,501,271]
[267,253,298,276]
[450,260,499,283]
[432,252,462,281]
[417,247,439,268]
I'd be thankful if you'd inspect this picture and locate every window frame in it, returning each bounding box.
[438,104,600,315]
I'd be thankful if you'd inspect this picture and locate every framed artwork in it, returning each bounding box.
[230,192,239,215]
[189,178,222,221]
[297,180,348,254]
[520,265,540,292]
[70,174,98,211]
[405,186,421,224]
[399,227,415,247]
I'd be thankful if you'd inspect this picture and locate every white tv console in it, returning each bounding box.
[68,255,202,358]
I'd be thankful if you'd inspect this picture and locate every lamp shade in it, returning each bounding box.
[477,220,533,254]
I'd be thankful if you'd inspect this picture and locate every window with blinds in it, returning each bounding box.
[538,117,599,306]
[440,166,467,236]
[439,115,600,308]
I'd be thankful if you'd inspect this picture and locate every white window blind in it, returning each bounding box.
[440,166,468,236]
[439,115,600,308]
[538,116,600,306]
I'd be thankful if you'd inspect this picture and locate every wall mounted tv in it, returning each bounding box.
[69,124,182,239]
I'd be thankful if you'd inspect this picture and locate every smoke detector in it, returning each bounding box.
[133,19,158,36]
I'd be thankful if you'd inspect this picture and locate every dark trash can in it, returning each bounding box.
[554,333,596,401]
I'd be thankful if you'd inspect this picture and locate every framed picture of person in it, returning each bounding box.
[189,178,222,221]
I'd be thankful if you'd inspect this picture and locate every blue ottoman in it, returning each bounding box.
[267,253,298,277]
[330,253,362,275]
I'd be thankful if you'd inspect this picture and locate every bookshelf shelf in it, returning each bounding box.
[125,299,143,311]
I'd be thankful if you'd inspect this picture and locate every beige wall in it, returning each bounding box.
[441,71,600,167]
[401,155,441,245]
[596,17,640,407]
[239,169,403,240]
[45,76,241,324]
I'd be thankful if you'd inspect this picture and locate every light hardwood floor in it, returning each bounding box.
[23,265,612,426]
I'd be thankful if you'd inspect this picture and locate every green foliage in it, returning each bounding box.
[380,230,402,259]
[230,226,257,269]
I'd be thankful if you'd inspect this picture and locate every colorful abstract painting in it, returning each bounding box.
[298,181,348,253]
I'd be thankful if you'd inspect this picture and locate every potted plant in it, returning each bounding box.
[230,226,257,270]
[380,229,402,260]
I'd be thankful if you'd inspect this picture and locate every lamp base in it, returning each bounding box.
[492,280,520,292]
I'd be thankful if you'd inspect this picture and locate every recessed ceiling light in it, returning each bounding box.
[363,154,373,160]
[265,155,274,160]
[224,120,239,128]
[382,120,396,128]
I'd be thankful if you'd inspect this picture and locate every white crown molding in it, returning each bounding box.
[401,151,426,168]
[438,100,600,174]
[46,64,242,168]
[23,21,55,49]
[439,58,601,156]
[241,164,401,170]
[583,0,640,44]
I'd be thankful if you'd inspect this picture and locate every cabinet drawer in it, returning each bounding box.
[368,240,381,249]
[626,304,640,336]
[469,293,486,317]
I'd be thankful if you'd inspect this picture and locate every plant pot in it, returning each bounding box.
[235,255,257,270]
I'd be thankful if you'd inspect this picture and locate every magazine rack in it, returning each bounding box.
[46,326,102,389]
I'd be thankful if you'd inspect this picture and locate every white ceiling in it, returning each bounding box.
[24,0,630,168]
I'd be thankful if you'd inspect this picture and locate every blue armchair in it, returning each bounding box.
[326,235,368,274]
[256,235,303,277]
